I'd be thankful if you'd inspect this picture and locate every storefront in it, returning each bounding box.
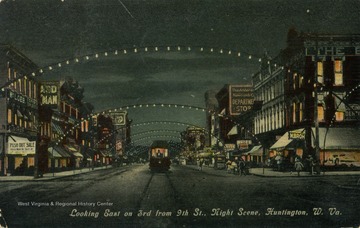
[6,135,36,175]
[64,143,83,168]
[314,127,360,167]
[47,145,71,171]
[243,145,264,163]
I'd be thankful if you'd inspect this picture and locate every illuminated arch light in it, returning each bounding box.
[115,50,118,55]
[220,49,223,54]
[124,50,127,54]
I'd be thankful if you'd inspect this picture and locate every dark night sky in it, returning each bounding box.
[1,0,359,143]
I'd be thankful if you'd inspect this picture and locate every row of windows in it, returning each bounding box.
[7,109,36,129]
[317,60,343,85]
[8,67,38,99]
[61,101,79,119]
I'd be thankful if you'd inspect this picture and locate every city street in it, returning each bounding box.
[0,164,359,228]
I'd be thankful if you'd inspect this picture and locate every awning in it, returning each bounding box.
[50,145,71,158]
[227,126,238,136]
[7,135,35,155]
[48,147,63,158]
[51,122,64,135]
[270,129,305,150]
[16,110,23,118]
[64,144,83,158]
[244,145,263,156]
[312,127,360,150]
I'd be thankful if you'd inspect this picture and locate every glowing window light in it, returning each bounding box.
[220,49,223,54]
[32,73,36,76]
[95,54,99,58]
[134,48,137,53]
[248,55,252,59]
[167,47,170,51]
[200,47,204,51]
[75,58,79,62]
[177,46,181,51]
[86,56,89,60]
[66,60,70,64]
[155,47,158,51]
[188,47,191,51]
[210,48,213,52]
[49,66,53,70]
[124,50,127,54]
[228,51,231,55]
[145,47,148,52]
[58,63,62,67]
[237,52,241,57]
[115,50,118,55]
[104,52,108,56]
[39,69,43,73]
[258,58,262,62]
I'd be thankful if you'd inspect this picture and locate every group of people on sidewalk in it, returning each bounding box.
[225,157,248,176]
[293,155,321,176]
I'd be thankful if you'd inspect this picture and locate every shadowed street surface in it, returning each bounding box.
[0,164,359,228]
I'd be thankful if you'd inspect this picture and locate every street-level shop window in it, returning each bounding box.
[335,111,344,122]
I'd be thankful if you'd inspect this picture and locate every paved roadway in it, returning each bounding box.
[0,164,359,228]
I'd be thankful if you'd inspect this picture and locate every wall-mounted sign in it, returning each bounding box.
[288,129,305,140]
[40,81,59,109]
[305,46,360,57]
[109,112,126,126]
[229,85,254,115]
[7,136,36,155]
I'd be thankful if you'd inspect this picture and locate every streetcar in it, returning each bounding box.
[149,140,171,172]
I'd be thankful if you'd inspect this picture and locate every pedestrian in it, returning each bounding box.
[294,160,304,176]
[199,158,204,171]
[239,158,246,176]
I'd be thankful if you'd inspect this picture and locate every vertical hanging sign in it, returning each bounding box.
[39,81,60,109]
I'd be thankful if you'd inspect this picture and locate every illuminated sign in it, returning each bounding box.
[229,85,254,115]
[40,81,59,109]
[288,130,305,140]
[237,140,252,150]
[109,112,126,126]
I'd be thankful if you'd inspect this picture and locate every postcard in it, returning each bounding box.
[0,0,359,227]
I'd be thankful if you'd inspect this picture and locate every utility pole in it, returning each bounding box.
[313,34,320,161]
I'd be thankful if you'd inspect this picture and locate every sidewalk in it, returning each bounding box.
[250,167,360,177]
[0,166,114,182]
[186,164,360,177]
